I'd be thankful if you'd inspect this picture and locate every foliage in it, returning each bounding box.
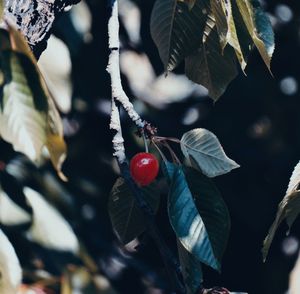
[2,0,296,293]
[151,0,274,100]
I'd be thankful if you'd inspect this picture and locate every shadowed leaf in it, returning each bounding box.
[236,0,274,71]
[177,240,203,294]
[150,0,209,71]
[108,178,160,244]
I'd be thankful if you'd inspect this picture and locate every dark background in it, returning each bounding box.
[1,0,300,293]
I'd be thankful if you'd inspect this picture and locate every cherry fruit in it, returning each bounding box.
[130,152,159,186]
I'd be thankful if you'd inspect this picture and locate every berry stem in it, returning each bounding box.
[162,141,181,165]
[152,139,168,163]
[142,132,149,153]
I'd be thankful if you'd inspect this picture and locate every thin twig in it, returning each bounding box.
[162,141,181,165]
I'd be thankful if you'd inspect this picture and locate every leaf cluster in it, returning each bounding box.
[150,0,274,100]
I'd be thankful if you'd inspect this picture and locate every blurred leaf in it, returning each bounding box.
[185,22,238,100]
[180,128,240,177]
[184,166,231,263]
[0,0,3,22]
[164,162,220,271]
[289,252,300,294]
[0,27,67,180]
[0,229,22,293]
[23,187,79,253]
[263,161,300,261]
[150,0,209,71]
[0,187,31,226]
[108,177,160,244]
[177,240,203,294]
[236,0,274,71]
[61,271,72,294]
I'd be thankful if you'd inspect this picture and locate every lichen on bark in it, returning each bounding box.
[4,0,80,58]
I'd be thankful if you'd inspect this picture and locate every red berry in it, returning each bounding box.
[130,153,159,186]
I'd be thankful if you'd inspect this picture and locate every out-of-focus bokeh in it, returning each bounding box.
[1,0,300,293]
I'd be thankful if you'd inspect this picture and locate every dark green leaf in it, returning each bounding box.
[231,0,254,63]
[210,0,228,50]
[108,178,160,244]
[150,0,209,71]
[184,166,231,263]
[177,240,203,294]
[179,0,196,10]
[164,161,220,271]
[185,25,238,100]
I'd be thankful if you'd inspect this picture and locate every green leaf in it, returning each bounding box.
[184,166,231,263]
[231,0,254,64]
[236,0,274,71]
[150,0,209,71]
[211,0,248,71]
[210,0,228,50]
[108,178,160,244]
[263,161,300,261]
[164,161,220,271]
[0,28,67,180]
[180,128,240,177]
[178,0,196,10]
[177,240,203,294]
[185,23,238,100]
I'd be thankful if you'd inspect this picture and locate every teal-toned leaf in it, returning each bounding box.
[177,240,203,294]
[150,0,209,71]
[164,161,220,271]
[180,128,240,177]
[108,178,160,244]
[184,166,231,263]
[185,23,238,100]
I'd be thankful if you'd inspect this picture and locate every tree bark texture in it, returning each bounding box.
[4,0,81,58]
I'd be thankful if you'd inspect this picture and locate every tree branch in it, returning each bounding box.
[106,0,185,292]
[4,0,81,58]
